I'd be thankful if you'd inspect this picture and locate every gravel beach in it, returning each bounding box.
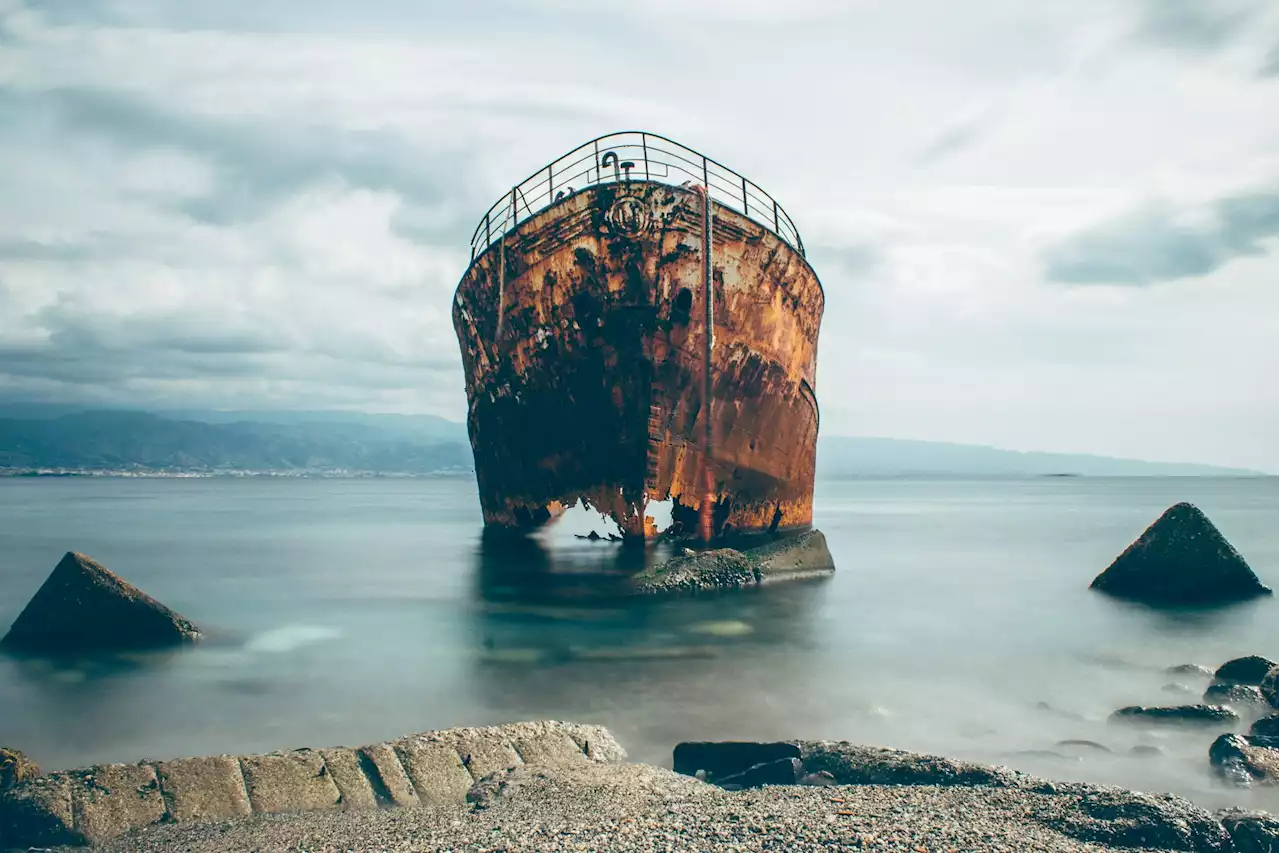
[65,761,1265,853]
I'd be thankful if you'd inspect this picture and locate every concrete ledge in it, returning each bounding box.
[0,720,624,848]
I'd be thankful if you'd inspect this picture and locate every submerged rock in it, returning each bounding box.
[1089,503,1271,605]
[0,749,39,792]
[1166,663,1214,678]
[1108,704,1239,727]
[1214,655,1277,686]
[2,552,200,653]
[1209,734,1278,788]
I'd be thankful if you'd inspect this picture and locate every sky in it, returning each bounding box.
[0,0,1276,471]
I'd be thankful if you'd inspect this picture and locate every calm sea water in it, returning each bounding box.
[0,476,1276,811]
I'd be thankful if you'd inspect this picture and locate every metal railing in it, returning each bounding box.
[468,131,805,262]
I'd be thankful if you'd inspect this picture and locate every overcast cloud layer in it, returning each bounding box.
[0,0,1276,470]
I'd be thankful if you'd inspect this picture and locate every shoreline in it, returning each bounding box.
[3,722,1274,853]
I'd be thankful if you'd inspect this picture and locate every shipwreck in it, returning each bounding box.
[452,132,824,540]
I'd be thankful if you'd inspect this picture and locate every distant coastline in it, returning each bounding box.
[0,404,1269,479]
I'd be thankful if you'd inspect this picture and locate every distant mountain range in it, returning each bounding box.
[0,404,1265,477]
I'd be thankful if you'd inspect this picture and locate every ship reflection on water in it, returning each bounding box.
[462,527,833,764]
[469,527,830,663]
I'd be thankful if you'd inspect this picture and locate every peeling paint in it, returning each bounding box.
[453,182,823,539]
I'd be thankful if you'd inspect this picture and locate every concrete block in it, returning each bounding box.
[318,748,377,811]
[393,738,472,805]
[155,755,251,822]
[239,750,339,814]
[357,744,419,807]
[69,763,166,844]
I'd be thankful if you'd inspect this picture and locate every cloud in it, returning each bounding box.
[913,118,988,165]
[0,0,1274,470]
[1131,0,1267,52]
[1043,188,1278,286]
[1260,43,1279,76]
[35,87,486,233]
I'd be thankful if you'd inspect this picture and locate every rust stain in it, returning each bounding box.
[452,181,824,539]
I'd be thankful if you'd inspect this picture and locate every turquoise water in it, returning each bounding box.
[0,476,1275,810]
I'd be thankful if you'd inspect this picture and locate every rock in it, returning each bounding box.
[1203,683,1270,712]
[1263,666,1278,709]
[1162,682,1195,695]
[797,770,837,786]
[714,758,802,789]
[1109,704,1239,727]
[1166,663,1215,678]
[0,749,40,792]
[672,742,802,782]
[1129,745,1165,758]
[1209,734,1278,787]
[1089,503,1271,605]
[631,548,757,594]
[1,552,200,653]
[0,775,78,847]
[1249,712,1280,737]
[1043,787,1234,851]
[799,742,1024,787]
[1217,808,1279,853]
[630,529,835,595]
[1214,655,1277,686]
[1055,740,1112,754]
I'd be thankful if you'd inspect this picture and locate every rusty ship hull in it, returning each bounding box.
[453,137,823,539]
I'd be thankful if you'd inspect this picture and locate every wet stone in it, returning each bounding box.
[1203,683,1270,712]
[1215,655,1278,687]
[1109,704,1239,727]
[1254,712,1280,737]
[1209,734,1278,788]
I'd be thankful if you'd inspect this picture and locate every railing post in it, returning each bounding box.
[702,156,709,199]
[484,212,490,247]
[546,165,554,206]
[641,133,650,182]
[742,177,749,217]
[593,139,601,183]
[772,200,779,232]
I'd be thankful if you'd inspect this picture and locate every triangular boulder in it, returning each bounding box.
[2,552,200,652]
[1090,503,1272,605]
